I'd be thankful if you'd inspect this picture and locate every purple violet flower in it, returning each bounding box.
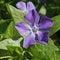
[40,0,45,3]
[15,10,54,48]
[16,1,35,13]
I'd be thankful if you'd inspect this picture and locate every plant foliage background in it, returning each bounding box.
[0,0,60,60]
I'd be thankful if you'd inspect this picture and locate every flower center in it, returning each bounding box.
[32,26,37,33]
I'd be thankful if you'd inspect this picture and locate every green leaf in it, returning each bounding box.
[5,21,20,38]
[6,4,25,24]
[29,38,59,60]
[6,4,30,38]
[0,37,23,50]
[49,15,60,36]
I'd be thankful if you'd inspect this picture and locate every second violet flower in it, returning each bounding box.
[16,1,35,13]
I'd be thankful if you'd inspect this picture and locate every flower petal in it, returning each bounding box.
[36,31,48,44]
[23,34,36,48]
[24,10,40,26]
[32,10,40,25]
[24,10,34,25]
[38,16,54,30]
[15,22,30,35]
[16,2,26,12]
[27,2,35,12]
